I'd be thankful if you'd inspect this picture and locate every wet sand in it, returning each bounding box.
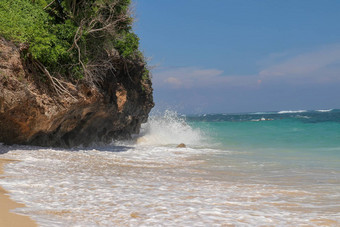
[0,158,37,227]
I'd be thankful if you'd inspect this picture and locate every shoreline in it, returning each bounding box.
[0,158,37,227]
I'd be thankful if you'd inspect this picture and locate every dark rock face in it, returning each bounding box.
[0,38,154,147]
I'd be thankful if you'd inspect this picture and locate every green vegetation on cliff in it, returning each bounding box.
[0,0,148,83]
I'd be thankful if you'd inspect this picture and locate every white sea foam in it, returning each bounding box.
[1,145,339,226]
[278,110,307,114]
[252,112,267,114]
[134,110,205,146]
[0,111,339,226]
[251,117,274,121]
[296,115,311,119]
[316,109,333,112]
[251,111,275,115]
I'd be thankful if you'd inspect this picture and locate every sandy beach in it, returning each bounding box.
[0,158,37,227]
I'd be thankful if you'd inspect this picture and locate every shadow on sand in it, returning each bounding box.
[0,142,134,155]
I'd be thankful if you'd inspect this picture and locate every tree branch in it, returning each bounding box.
[44,0,56,10]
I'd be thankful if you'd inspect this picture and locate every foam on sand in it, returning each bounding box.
[0,143,339,226]
[0,158,37,227]
[0,110,339,226]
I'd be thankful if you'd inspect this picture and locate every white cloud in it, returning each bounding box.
[153,66,261,89]
[164,77,182,87]
[259,44,340,79]
[153,67,225,88]
[152,43,340,91]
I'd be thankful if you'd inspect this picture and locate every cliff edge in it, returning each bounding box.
[0,37,154,147]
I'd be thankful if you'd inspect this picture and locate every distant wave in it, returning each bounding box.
[316,109,333,112]
[296,115,311,119]
[278,110,307,114]
[251,112,275,115]
[251,117,274,121]
[252,112,266,115]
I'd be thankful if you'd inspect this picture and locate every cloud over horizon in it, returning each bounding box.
[259,43,340,83]
[136,1,340,113]
[150,43,340,113]
[153,67,224,88]
[153,43,340,90]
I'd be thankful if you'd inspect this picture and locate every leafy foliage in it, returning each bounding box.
[0,0,147,82]
[115,32,140,58]
[0,1,76,68]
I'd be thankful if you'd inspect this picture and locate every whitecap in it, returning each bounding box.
[250,111,275,115]
[296,115,311,119]
[316,109,333,112]
[278,110,307,114]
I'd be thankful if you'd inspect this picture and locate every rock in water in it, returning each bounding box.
[176,143,186,148]
[0,38,154,147]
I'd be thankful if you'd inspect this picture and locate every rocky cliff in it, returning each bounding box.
[0,38,154,147]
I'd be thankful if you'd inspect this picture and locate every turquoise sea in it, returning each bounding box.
[0,109,339,226]
[188,109,340,171]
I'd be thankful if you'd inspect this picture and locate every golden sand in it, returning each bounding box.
[0,158,37,227]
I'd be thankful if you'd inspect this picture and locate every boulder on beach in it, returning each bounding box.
[176,143,186,148]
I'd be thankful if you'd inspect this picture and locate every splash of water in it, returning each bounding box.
[135,110,204,146]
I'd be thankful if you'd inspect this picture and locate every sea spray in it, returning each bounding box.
[135,110,205,146]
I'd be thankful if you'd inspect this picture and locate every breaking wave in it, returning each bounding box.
[316,109,333,112]
[135,110,205,146]
[278,110,307,114]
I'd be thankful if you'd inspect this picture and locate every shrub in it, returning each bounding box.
[0,0,77,71]
[0,0,147,82]
[115,32,140,58]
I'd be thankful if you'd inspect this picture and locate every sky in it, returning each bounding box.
[133,0,340,114]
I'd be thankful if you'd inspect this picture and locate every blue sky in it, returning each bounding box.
[133,0,340,114]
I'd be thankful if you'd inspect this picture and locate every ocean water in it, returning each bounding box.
[0,109,340,226]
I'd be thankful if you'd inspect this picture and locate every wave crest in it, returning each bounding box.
[316,109,333,112]
[136,110,204,146]
[278,110,307,114]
